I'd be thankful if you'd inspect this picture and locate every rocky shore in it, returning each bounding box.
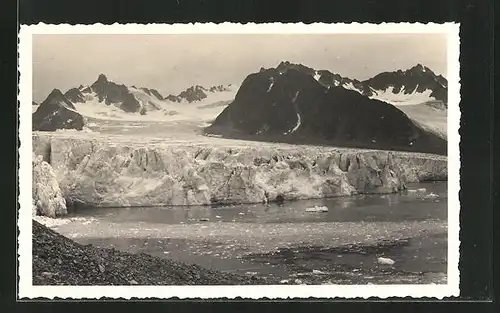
[33,220,273,285]
[32,132,447,215]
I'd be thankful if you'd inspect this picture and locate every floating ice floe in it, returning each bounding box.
[377,257,396,265]
[305,205,328,213]
[424,192,439,199]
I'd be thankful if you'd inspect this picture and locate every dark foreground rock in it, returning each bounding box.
[33,221,271,285]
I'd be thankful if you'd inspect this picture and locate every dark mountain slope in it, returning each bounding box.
[208,68,446,155]
[32,89,85,131]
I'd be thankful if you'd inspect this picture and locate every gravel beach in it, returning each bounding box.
[32,220,274,285]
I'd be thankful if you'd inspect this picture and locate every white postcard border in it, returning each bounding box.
[18,22,461,299]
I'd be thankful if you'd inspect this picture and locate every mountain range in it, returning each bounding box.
[32,74,237,130]
[272,61,448,107]
[206,62,447,155]
[32,61,447,154]
[62,74,235,113]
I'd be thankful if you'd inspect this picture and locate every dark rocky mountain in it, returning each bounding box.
[166,85,207,103]
[133,86,165,100]
[166,84,234,103]
[267,61,448,107]
[207,67,446,155]
[33,89,85,131]
[165,94,182,102]
[209,84,232,92]
[178,85,208,102]
[89,74,141,112]
[275,61,316,76]
[62,75,168,114]
[64,87,86,103]
[147,88,165,100]
[362,64,448,104]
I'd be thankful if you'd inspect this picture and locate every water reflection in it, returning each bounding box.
[63,181,447,285]
[73,182,447,225]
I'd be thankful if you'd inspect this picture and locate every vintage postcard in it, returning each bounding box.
[18,22,460,299]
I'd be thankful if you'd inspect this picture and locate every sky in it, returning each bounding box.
[32,33,448,103]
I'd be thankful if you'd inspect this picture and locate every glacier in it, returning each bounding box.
[32,132,447,211]
[32,153,67,217]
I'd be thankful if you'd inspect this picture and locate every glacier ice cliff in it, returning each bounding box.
[32,153,68,217]
[32,133,447,210]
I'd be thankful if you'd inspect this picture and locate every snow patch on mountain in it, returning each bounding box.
[313,71,321,81]
[342,82,359,92]
[41,74,240,123]
[368,86,436,106]
[272,61,447,107]
[291,113,301,133]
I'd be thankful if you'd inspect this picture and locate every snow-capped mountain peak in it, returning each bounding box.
[32,89,84,131]
[364,64,447,106]
[166,84,237,103]
[268,61,448,107]
[35,73,240,124]
[44,89,77,111]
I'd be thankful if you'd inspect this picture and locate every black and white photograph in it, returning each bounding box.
[18,23,460,299]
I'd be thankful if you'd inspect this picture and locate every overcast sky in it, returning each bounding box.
[32,33,447,103]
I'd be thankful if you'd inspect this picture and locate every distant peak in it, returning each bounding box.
[409,63,429,73]
[47,88,65,99]
[275,61,316,76]
[42,88,71,106]
[96,73,108,83]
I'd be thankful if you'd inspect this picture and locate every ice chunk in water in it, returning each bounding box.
[424,192,439,199]
[305,205,328,212]
[377,257,396,265]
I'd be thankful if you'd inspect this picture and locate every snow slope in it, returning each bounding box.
[72,84,238,123]
[361,86,437,106]
[395,104,448,139]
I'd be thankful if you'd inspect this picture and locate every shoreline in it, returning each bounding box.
[33,220,275,285]
[35,184,448,286]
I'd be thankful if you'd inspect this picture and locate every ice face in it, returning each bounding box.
[32,154,67,217]
[32,132,447,209]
